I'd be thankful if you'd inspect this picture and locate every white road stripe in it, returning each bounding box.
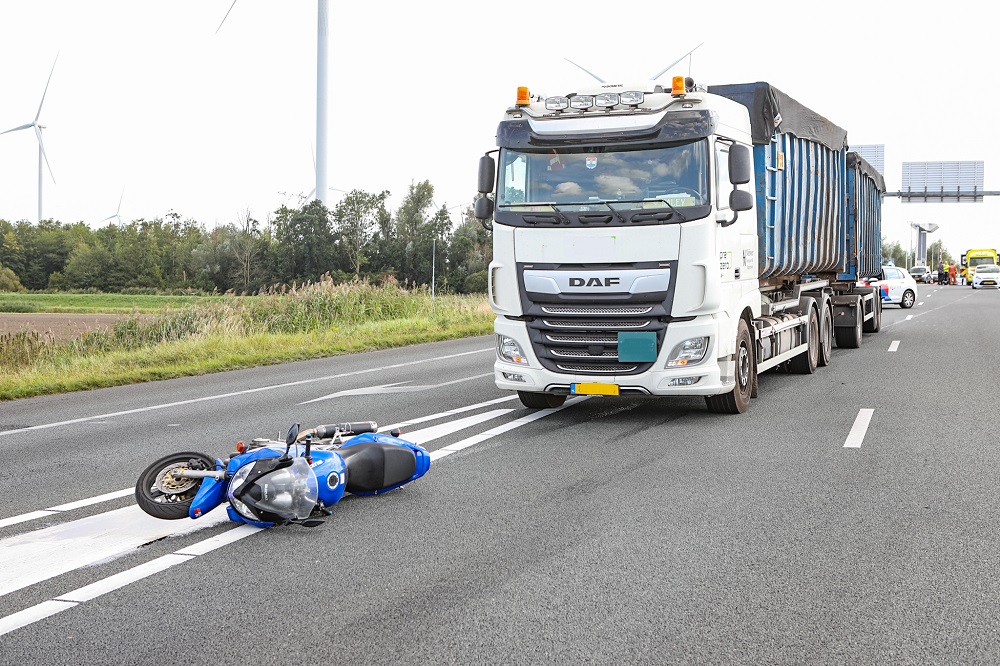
[49,488,133,512]
[888,341,900,352]
[918,302,924,306]
[0,347,494,438]
[0,506,230,598]
[905,315,914,320]
[844,409,875,449]
[0,510,57,530]
[0,600,77,637]
[401,409,514,446]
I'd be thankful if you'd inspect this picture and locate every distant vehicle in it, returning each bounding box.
[971,264,1000,289]
[908,265,934,284]
[863,265,917,308]
[960,248,999,286]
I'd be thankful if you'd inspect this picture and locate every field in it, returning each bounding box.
[0,292,229,314]
[0,312,136,341]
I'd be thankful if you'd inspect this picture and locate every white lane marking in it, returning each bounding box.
[888,340,900,352]
[0,506,230,598]
[0,347,494,438]
[299,373,493,404]
[400,409,514,446]
[918,302,924,306]
[843,409,874,449]
[0,395,521,532]
[0,525,261,637]
[0,400,577,636]
[431,398,585,461]
[49,488,133,512]
[0,600,77,637]
[905,315,914,320]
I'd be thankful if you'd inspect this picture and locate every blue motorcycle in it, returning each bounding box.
[135,422,430,528]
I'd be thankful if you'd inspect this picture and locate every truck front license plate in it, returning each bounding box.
[571,383,619,396]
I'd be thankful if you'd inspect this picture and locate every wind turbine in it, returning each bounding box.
[97,187,125,226]
[216,1,331,208]
[1,55,58,222]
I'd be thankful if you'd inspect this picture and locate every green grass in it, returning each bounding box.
[0,292,232,314]
[0,279,494,401]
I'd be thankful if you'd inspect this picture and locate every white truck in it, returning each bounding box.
[475,77,885,414]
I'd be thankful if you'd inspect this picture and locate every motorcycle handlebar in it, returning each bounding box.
[314,421,378,439]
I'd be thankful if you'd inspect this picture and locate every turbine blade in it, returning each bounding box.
[35,126,56,183]
[564,58,605,84]
[35,54,59,123]
[116,186,125,213]
[650,42,704,81]
[1,123,34,135]
[215,0,239,33]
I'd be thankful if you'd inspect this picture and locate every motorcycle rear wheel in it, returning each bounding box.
[135,451,214,520]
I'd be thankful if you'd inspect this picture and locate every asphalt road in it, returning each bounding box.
[1,283,998,665]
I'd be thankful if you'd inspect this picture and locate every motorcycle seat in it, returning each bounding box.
[339,442,417,494]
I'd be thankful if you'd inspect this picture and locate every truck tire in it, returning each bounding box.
[705,318,754,414]
[863,295,882,333]
[517,391,567,409]
[801,294,832,367]
[834,295,863,349]
[788,302,819,374]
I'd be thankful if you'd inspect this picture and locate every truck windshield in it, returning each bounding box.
[497,141,708,215]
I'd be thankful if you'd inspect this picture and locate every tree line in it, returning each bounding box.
[0,181,492,294]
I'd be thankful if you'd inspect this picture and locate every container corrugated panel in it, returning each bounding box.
[753,135,847,279]
[839,153,884,281]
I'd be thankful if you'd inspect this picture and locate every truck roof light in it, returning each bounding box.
[516,86,531,106]
[595,93,619,108]
[619,91,644,105]
[545,96,570,111]
[671,76,686,96]
[570,95,594,109]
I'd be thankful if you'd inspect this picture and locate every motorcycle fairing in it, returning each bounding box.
[189,458,227,519]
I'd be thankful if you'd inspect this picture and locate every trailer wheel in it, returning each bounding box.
[834,295,863,349]
[863,296,882,333]
[705,318,754,414]
[788,303,819,374]
[802,295,832,367]
[517,391,567,409]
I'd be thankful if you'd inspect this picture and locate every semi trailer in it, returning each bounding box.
[476,77,885,414]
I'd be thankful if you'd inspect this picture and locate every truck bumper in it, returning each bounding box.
[493,317,734,397]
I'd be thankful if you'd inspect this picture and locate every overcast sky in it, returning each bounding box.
[1,0,997,261]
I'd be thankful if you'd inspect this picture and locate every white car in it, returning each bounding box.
[864,265,917,308]
[972,264,1000,289]
[908,265,934,284]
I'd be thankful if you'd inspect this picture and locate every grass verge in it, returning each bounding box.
[0,279,493,402]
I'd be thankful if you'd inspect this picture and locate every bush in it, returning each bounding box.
[0,265,25,292]
[464,270,488,294]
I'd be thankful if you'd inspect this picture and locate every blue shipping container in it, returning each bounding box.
[839,152,886,281]
[709,83,857,280]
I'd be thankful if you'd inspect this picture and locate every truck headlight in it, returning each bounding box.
[497,335,528,365]
[666,337,709,368]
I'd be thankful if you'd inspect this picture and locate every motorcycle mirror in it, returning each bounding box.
[285,423,300,447]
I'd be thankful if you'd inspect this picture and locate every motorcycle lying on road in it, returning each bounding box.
[135,421,430,528]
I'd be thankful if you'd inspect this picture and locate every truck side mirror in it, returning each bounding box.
[478,155,496,194]
[729,189,753,212]
[474,196,494,221]
[728,144,752,185]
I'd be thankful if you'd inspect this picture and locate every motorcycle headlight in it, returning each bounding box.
[666,337,709,368]
[497,335,528,365]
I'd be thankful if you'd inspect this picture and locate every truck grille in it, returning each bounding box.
[527,301,666,376]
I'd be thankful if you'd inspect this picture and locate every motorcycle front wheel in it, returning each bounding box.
[135,451,214,520]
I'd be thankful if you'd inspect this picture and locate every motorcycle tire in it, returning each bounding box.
[135,451,215,520]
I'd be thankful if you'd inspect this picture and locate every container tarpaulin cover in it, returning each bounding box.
[707,82,848,152]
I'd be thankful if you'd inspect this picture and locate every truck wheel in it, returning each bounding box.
[788,303,819,374]
[863,296,882,333]
[901,290,915,309]
[801,294,832,367]
[834,296,863,349]
[705,318,754,414]
[517,391,567,409]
